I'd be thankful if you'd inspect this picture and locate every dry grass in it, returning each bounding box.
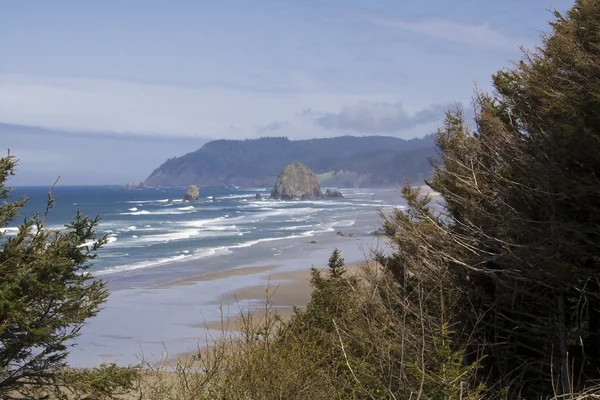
[23,259,600,399]
[119,259,485,399]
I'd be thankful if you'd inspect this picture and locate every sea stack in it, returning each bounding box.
[271,161,324,200]
[324,189,343,198]
[183,185,200,201]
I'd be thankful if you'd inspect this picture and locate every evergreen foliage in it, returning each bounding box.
[0,153,137,399]
[378,0,600,396]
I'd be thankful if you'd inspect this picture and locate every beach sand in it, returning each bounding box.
[158,265,277,288]
[67,232,384,368]
[174,260,373,364]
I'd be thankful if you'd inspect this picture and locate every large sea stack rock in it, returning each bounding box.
[271,161,324,200]
[183,185,200,201]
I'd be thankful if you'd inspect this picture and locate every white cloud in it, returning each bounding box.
[309,101,455,133]
[0,73,417,139]
[366,16,531,52]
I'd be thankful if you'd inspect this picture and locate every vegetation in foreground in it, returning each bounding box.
[0,154,138,399]
[2,0,600,398]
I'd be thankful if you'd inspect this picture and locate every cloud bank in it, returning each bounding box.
[308,101,454,133]
[0,73,427,140]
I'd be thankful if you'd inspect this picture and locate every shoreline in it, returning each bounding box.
[175,260,373,364]
[66,187,406,368]
[194,261,369,331]
[68,232,389,368]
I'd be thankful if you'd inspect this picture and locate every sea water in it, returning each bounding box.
[3,185,406,366]
[4,185,401,285]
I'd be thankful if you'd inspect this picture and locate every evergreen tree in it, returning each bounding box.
[0,153,137,399]
[380,1,600,397]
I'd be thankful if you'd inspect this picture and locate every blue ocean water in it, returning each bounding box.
[4,185,395,278]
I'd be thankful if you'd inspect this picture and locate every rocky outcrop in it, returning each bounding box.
[122,181,146,190]
[270,161,324,200]
[183,185,200,201]
[255,193,262,200]
[324,189,343,198]
[371,227,386,236]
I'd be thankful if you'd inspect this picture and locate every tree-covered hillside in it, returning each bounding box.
[144,135,435,187]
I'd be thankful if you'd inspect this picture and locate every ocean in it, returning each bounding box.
[4,185,407,366]
[4,185,408,365]
[4,185,402,290]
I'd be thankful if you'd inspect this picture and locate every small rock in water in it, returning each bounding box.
[324,189,344,198]
[183,185,200,201]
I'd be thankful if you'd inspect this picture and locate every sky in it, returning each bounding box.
[0,0,575,185]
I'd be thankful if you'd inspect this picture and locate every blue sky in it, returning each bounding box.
[0,0,574,185]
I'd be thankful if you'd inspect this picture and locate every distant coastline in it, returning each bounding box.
[144,135,435,188]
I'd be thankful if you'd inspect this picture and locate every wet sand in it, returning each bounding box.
[177,260,372,363]
[158,265,277,288]
[69,233,386,368]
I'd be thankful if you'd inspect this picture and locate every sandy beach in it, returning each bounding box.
[68,232,388,368]
[208,261,368,327]
[173,260,371,366]
[64,187,406,368]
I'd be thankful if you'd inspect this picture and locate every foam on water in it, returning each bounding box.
[129,229,239,245]
[280,224,316,231]
[331,220,356,227]
[120,209,196,216]
[215,194,256,200]
[96,246,234,275]
[125,199,171,204]
[95,254,190,275]
[178,216,237,228]
[1,227,20,236]
[121,210,151,216]
[9,185,402,277]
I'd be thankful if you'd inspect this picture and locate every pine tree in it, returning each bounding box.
[380,1,600,397]
[0,153,137,399]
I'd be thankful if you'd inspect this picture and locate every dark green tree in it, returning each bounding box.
[379,1,600,397]
[303,249,355,331]
[0,153,137,399]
